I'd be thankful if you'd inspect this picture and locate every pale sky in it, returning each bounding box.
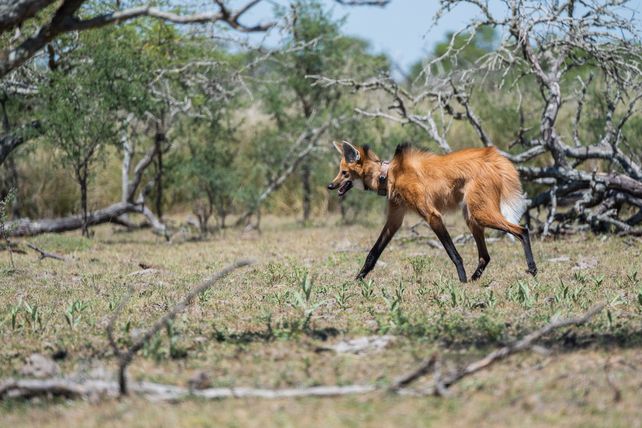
[240,0,483,73]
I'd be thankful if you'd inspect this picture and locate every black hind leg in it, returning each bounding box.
[469,222,490,281]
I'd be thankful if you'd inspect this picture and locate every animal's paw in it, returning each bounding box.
[471,271,483,281]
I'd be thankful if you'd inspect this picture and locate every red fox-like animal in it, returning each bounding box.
[328,141,537,283]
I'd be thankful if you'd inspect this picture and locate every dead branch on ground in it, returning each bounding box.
[25,242,65,261]
[107,259,255,395]
[1,303,606,402]
[400,302,607,396]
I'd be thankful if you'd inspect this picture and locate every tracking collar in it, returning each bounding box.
[378,161,390,197]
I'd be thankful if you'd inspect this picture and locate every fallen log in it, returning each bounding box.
[0,378,377,402]
[5,202,166,238]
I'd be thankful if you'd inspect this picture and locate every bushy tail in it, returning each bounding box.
[500,191,527,224]
[498,159,527,225]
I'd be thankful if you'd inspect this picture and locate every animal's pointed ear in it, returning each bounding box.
[332,141,343,155]
[342,140,360,163]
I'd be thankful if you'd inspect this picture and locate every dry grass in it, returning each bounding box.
[1,213,641,427]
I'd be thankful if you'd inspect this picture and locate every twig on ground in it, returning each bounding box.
[108,259,255,395]
[388,354,437,392]
[26,242,66,261]
[407,303,607,395]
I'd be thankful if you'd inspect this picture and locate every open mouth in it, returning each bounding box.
[338,180,353,197]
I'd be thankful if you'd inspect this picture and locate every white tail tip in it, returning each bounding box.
[501,193,527,224]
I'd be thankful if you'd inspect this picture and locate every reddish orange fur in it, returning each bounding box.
[332,144,524,227]
[329,141,537,282]
[388,146,523,230]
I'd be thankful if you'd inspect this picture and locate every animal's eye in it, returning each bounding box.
[342,171,349,177]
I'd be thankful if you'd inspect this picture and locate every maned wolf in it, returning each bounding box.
[328,141,537,283]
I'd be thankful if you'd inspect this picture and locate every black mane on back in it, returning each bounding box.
[394,142,413,158]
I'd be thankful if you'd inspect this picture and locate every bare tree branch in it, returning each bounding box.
[107,259,255,395]
[4,201,165,237]
[0,0,274,78]
[235,118,337,225]
[316,0,642,235]
[396,302,607,396]
[25,242,66,261]
[333,0,390,5]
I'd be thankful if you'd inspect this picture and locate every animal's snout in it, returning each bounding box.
[327,182,339,190]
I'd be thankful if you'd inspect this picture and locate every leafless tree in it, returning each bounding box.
[311,0,642,236]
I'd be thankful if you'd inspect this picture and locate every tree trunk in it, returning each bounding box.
[6,202,135,236]
[301,158,312,222]
[218,207,226,229]
[76,165,90,238]
[154,128,165,220]
[235,121,332,226]
[121,130,133,217]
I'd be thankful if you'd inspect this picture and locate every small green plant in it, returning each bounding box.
[334,282,353,310]
[64,300,88,330]
[557,279,570,303]
[6,300,43,332]
[509,280,534,309]
[9,302,21,330]
[381,282,409,332]
[591,274,605,288]
[358,279,375,301]
[556,279,585,304]
[573,271,588,285]
[484,289,497,309]
[23,301,42,332]
[447,282,462,308]
[288,270,325,330]
[299,271,314,302]
[408,256,429,282]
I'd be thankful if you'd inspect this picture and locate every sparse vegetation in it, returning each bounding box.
[0,0,640,426]
[2,217,640,425]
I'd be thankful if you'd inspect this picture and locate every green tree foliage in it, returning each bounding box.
[170,112,242,234]
[39,25,157,236]
[252,0,389,221]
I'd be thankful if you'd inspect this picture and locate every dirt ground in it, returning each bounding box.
[1,214,641,427]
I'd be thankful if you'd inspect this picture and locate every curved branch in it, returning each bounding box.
[0,0,274,78]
